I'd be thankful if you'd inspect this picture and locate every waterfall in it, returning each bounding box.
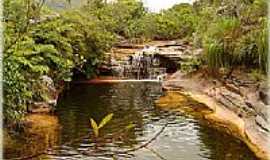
[111,46,167,81]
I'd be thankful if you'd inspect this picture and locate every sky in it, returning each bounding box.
[46,0,195,11]
[143,0,195,12]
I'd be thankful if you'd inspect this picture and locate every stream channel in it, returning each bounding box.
[5,43,258,160]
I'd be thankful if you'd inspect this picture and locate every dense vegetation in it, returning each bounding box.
[4,0,268,124]
[195,0,268,75]
[3,0,116,124]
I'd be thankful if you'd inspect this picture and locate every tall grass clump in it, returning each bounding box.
[256,25,268,73]
[204,39,224,69]
[233,18,268,74]
[202,18,242,72]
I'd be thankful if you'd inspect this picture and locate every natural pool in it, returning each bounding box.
[5,82,257,160]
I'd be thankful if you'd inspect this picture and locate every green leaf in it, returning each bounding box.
[90,118,99,137]
[98,113,113,129]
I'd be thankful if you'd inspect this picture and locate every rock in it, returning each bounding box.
[161,69,270,159]
[156,91,214,116]
[224,82,242,95]
[28,76,58,114]
[255,115,270,133]
[48,99,57,106]
[257,82,269,103]
[29,102,52,113]
[193,49,203,56]
[29,13,60,24]
[259,91,268,105]
[115,42,144,49]
[258,88,269,105]
[214,87,255,117]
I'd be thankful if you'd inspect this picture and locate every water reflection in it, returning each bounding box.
[4,82,257,159]
[197,124,257,160]
[4,114,60,159]
[54,82,257,160]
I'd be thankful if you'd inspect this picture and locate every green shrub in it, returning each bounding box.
[202,18,241,70]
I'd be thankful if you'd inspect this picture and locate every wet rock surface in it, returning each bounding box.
[160,69,270,159]
[103,40,202,79]
[156,91,214,117]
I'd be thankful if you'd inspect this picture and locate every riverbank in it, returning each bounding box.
[157,69,270,159]
[4,114,60,159]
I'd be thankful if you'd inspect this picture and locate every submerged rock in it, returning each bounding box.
[156,91,214,117]
[4,114,60,159]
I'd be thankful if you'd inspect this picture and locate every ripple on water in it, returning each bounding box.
[55,83,257,160]
[4,82,258,160]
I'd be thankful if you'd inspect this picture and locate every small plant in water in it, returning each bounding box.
[90,113,136,139]
[90,113,114,138]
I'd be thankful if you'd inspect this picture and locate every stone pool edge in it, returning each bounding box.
[158,87,270,160]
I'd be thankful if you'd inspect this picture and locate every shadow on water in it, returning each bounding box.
[4,115,60,159]
[4,82,257,160]
[54,82,257,160]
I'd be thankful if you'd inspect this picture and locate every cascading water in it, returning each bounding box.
[110,46,167,81]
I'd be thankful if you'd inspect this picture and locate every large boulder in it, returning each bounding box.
[28,76,58,113]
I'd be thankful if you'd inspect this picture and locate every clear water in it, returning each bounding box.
[53,82,257,160]
[4,82,257,160]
